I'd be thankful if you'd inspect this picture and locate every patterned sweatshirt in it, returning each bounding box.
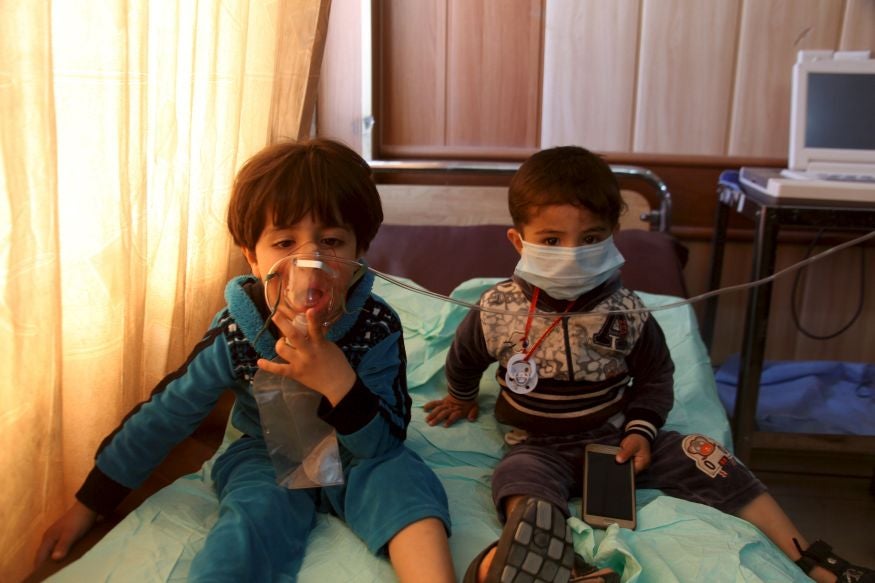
[445,274,674,443]
[76,270,410,516]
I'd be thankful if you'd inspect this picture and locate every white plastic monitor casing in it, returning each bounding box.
[788,53,875,173]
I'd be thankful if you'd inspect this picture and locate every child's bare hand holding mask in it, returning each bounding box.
[258,303,356,406]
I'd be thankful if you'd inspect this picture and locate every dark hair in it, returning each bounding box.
[508,146,625,228]
[227,138,383,252]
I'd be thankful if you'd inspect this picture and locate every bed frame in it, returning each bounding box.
[366,161,687,298]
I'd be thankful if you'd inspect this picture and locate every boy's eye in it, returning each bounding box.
[321,237,345,248]
[275,239,295,249]
[543,237,559,246]
[582,235,600,245]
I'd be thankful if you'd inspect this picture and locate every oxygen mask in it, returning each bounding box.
[263,245,364,330]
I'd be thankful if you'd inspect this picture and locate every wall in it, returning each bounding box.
[317,0,875,364]
[366,0,875,159]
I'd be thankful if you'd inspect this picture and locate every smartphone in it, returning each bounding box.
[582,444,636,529]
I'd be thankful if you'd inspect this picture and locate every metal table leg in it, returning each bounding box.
[702,196,730,352]
[731,207,778,463]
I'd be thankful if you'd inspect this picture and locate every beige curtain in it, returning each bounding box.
[0,2,293,580]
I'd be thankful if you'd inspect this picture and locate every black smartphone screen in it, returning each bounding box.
[585,450,634,520]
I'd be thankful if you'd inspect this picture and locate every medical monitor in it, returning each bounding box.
[788,51,875,174]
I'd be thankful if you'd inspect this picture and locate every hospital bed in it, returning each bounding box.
[34,162,808,582]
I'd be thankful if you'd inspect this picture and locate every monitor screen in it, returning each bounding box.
[788,54,875,171]
[805,72,875,150]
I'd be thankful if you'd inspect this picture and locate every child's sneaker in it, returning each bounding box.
[464,497,617,583]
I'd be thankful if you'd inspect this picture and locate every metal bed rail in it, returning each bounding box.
[368,159,673,233]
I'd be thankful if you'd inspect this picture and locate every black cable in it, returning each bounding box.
[791,228,866,340]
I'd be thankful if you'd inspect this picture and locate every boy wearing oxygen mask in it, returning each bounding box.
[36,139,455,583]
[424,146,872,583]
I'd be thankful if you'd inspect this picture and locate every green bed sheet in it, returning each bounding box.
[49,278,807,582]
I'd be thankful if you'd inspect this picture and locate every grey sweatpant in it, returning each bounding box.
[490,427,767,521]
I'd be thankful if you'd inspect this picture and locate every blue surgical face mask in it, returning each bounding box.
[514,236,625,300]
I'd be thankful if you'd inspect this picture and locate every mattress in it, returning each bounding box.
[48,277,807,582]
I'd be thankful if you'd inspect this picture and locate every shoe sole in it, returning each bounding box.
[486,497,575,583]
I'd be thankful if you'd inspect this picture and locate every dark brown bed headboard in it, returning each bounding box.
[365,161,685,297]
[365,224,688,298]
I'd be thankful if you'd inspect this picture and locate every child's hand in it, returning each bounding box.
[423,394,479,427]
[258,304,356,406]
[34,501,97,568]
[616,433,651,473]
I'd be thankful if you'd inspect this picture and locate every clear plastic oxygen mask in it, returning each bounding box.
[253,247,365,489]
[264,249,351,330]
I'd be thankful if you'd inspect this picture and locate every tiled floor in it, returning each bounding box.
[752,450,875,570]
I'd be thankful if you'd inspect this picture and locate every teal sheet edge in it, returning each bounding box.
[49,278,808,583]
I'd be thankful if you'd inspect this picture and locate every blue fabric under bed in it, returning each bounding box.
[716,356,875,435]
[49,278,808,582]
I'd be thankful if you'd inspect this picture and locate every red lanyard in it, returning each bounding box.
[521,287,573,362]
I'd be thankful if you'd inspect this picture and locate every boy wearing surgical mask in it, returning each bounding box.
[424,146,870,583]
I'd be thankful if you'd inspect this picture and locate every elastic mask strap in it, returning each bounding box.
[253,271,282,346]
[334,261,367,317]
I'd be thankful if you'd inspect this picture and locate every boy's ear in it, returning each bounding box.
[507,228,524,255]
[242,248,261,279]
